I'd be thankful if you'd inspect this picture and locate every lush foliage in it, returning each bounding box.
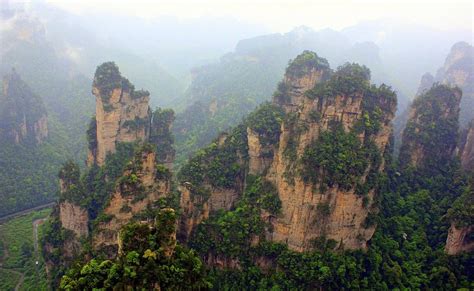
[178,57,472,290]
[195,157,473,290]
[301,124,380,191]
[0,130,69,216]
[150,108,176,164]
[178,124,248,189]
[59,209,210,290]
[0,208,51,290]
[246,102,284,146]
[0,71,47,142]
[93,62,150,102]
[189,175,279,260]
[446,186,474,228]
[286,50,331,78]
[399,84,461,171]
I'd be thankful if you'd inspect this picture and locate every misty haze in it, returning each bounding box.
[0,0,472,289]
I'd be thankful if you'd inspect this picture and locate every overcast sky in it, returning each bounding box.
[40,0,473,33]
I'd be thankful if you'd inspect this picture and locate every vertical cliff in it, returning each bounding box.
[179,51,397,251]
[399,84,462,170]
[150,108,176,169]
[87,62,151,166]
[0,69,48,144]
[459,120,474,172]
[445,187,474,255]
[44,62,176,284]
[58,161,89,238]
[93,145,172,255]
[43,161,89,280]
[266,54,396,251]
[445,119,474,255]
[418,42,473,127]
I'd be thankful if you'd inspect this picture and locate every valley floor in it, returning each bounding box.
[0,208,51,291]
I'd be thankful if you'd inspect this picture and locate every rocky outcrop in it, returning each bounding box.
[275,52,331,113]
[445,183,474,255]
[150,108,176,169]
[265,54,396,251]
[93,147,171,255]
[416,73,435,96]
[399,84,462,170]
[422,42,473,127]
[57,161,89,238]
[87,62,151,166]
[459,120,474,172]
[0,69,48,144]
[179,51,397,251]
[59,201,89,237]
[445,224,474,255]
[247,127,274,175]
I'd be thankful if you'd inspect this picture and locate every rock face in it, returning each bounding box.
[93,147,171,254]
[265,54,396,251]
[419,42,473,127]
[459,120,474,172]
[150,108,176,169]
[87,62,151,166]
[57,161,89,238]
[54,62,174,256]
[399,84,462,170]
[0,69,48,144]
[179,51,397,251]
[445,224,474,255]
[59,201,89,237]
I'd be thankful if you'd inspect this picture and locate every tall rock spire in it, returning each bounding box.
[87,62,151,166]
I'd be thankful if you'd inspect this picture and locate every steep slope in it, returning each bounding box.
[87,62,151,166]
[398,82,473,256]
[58,209,209,289]
[459,120,474,172]
[415,42,473,127]
[42,63,176,283]
[178,51,397,253]
[445,187,474,255]
[173,27,388,167]
[444,119,474,255]
[399,84,462,170]
[0,71,70,217]
[0,69,48,144]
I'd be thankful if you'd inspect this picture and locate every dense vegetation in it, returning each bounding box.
[93,62,150,103]
[0,64,94,218]
[42,99,181,284]
[35,48,473,290]
[150,108,176,164]
[0,118,73,217]
[399,84,461,171]
[301,124,378,192]
[0,208,51,290]
[178,102,283,191]
[286,50,331,78]
[59,209,209,290]
[187,132,473,290]
[176,60,473,290]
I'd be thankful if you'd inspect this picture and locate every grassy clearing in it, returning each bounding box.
[0,208,51,291]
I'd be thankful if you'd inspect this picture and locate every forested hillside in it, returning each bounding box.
[42,51,474,290]
[0,72,70,216]
[173,26,471,168]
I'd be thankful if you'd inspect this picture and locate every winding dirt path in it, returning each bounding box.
[33,218,46,261]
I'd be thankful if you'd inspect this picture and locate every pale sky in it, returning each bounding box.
[33,0,474,32]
